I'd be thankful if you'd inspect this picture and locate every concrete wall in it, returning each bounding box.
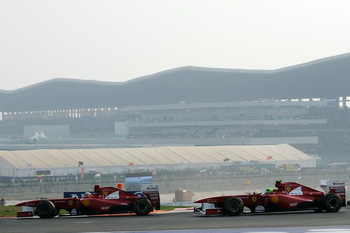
[115,122,129,136]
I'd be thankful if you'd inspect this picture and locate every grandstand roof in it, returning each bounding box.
[0,144,312,169]
[1,53,350,112]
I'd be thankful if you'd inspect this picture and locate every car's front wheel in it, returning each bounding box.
[223,197,244,216]
[36,200,56,218]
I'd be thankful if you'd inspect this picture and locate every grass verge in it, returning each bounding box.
[160,206,191,211]
[0,206,21,217]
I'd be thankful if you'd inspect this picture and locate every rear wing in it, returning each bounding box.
[141,184,160,210]
[320,180,346,207]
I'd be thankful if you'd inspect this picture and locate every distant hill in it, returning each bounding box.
[1,53,350,112]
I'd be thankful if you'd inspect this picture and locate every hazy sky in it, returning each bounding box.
[1,0,350,91]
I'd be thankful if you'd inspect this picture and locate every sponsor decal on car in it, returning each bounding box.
[54,201,66,203]
[269,196,279,203]
[105,191,120,199]
[289,186,303,195]
[207,199,217,203]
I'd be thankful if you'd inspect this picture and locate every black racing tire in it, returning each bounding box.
[133,198,152,216]
[322,193,342,212]
[52,208,60,217]
[223,197,244,216]
[36,201,56,218]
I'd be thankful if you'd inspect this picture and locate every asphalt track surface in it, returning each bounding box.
[1,208,350,233]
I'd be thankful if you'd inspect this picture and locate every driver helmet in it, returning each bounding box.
[264,188,274,194]
[84,192,92,198]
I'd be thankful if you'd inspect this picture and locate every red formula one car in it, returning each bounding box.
[194,180,345,216]
[16,184,160,218]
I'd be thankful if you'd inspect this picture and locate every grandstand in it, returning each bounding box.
[0,98,334,140]
[1,97,350,164]
[120,98,330,139]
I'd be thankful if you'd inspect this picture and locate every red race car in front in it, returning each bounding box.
[194,180,345,216]
[16,184,160,218]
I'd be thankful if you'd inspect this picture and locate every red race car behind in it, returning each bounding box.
[194,180,345,216]
[16,184,160,218]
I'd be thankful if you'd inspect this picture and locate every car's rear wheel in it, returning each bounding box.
[36,200,56,218]
[133,198,152,216]
[223,197,244,216]
[322,193,341,212]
